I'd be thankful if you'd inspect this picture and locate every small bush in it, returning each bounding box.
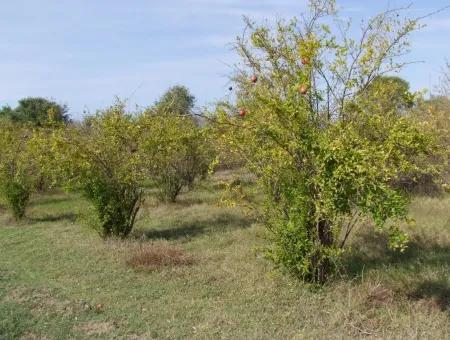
[126,242,194,270]
[143,85,215,202]
[157,169,183,203]
[88,183,143,237]
[1,181,30,220]
[0,122,37,220]
[140,112,214,203]
[43,102,150,237]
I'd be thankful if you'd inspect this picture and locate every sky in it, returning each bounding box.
[1,0,450,120]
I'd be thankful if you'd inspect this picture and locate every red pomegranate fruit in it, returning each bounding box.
[299,84,308,95]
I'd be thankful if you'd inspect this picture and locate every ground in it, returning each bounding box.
[0,170,449,339]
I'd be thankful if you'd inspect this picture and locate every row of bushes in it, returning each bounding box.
[0,89,215,238]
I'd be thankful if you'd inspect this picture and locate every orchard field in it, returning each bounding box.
[2,0,450,339]
[0,170,449,339]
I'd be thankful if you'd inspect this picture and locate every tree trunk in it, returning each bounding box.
[316,219,333,283]
[318,219,333,246]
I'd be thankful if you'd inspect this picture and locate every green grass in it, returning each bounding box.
[0,172,449,339]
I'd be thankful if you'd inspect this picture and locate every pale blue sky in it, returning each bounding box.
[1,0,449,119]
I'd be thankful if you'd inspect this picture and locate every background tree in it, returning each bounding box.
[0,97,70,126]
[154,85,195,116]
[357,76,415,116]
[408,63,450,194]
[141,113,213,202]
[212,0,441,283]
[144,86,214,202]
[0,106,14,122]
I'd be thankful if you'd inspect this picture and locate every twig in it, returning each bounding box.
[349,322,373,336]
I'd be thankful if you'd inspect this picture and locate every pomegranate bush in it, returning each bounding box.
[213,0,442,282]
[0,122,38,220]
[43,103,149,237]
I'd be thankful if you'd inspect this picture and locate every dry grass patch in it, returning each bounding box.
[365,284,395,309]
[76,321,115,337]
[126,241,194,271]
[19,331,48,340]
[125,332,157,340]
[5,287,76,316]
[6,287,57,308]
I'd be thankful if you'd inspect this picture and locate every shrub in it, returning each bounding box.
[157,168,184,203]
[1,182,30,220]
[44,103,149,237]
[140,111,214,203]
[0,123,37,220]
[143,86,215,202]
[213,0,441,283]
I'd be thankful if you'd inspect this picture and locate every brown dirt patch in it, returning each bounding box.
[126,241,194,271]
[365,285,395,308]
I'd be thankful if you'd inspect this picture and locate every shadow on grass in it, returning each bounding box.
[344,232,450,275]
[0,204,6,214]
[343,231,450,311]
[170,195,216,207]
[136,212,253,241]
[408,279,450,311]
[29,212,77,223]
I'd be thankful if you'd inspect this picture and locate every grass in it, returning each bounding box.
[0,171,449,339]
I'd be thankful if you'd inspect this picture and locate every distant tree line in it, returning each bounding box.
[0,97,70,126]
